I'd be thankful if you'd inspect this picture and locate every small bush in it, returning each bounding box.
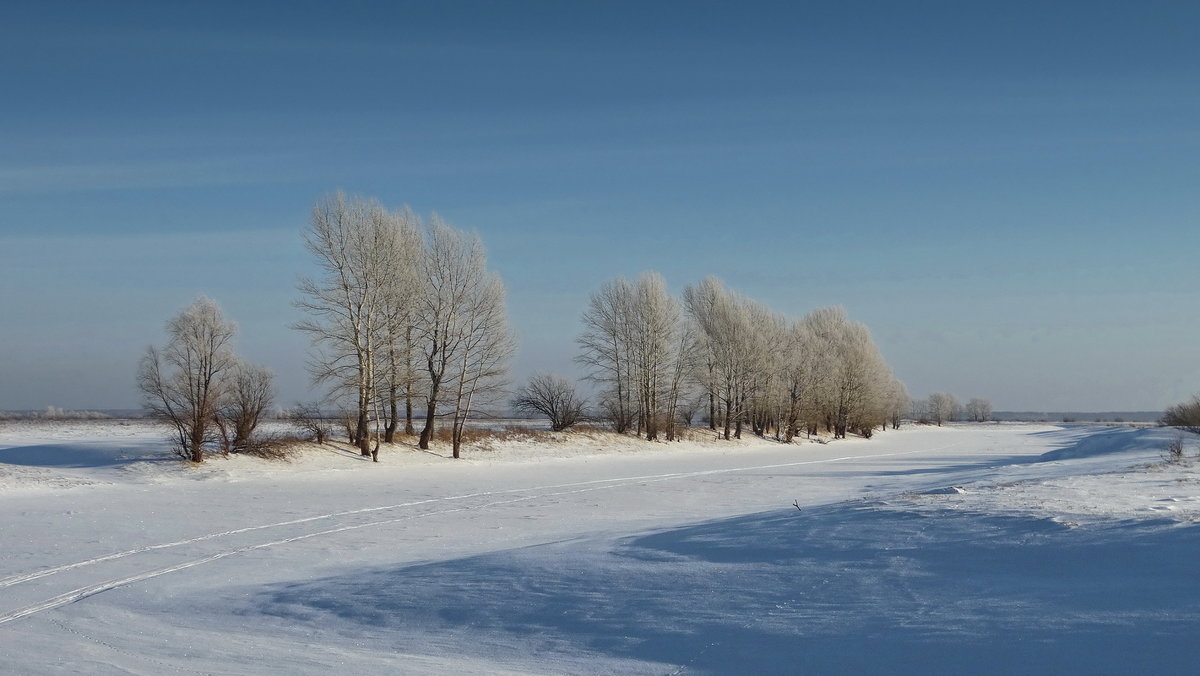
[285,403,334,445]
[1164,435,1186,464]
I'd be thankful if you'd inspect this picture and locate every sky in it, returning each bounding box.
[1,0,1198,413]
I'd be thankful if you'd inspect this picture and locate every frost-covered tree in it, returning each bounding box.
[926,392,958,427]
[965,397,992,422]
[295,192,413,458]
[577,277,636,433]
[578,273,686,439]
[445,272,514,458]
[376,206,425,442]
[138,297,238,463]
[627,273,681,440]
[580,273,905,443]
[682,277,761,440]
[885,379,910,429]
[414,216,513,456]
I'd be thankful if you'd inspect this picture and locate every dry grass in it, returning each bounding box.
[238,433,307,461]
[429,425,563,451]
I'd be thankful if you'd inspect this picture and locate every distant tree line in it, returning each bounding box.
[910,393,992,426]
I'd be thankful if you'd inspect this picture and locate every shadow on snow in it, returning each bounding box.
[247,497,1200,674]
[0,442,176,468]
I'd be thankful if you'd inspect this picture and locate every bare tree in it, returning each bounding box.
[414,216,512,456]
[577,277,636,433]
[926,392,958,427]
[886,379,910,429]
[513,372,587,431]
[294,192,412,458]
[683,277,760,440]
[627,272,681,440]
[215,360,275,453]
[776,320,813,442]
[287,402,332,445]
[376,206,425,442]
[577,272,908,445]
[965,397,992,423]
[577,273,686,440]
[138,297,238,463]
[446,274,515,458]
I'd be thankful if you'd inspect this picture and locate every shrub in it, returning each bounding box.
[1164,434,1186,464]
[1162,395,1200,435]
[286,403,333,445]
[512,373,587,432]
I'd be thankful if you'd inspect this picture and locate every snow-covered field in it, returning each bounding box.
[2,420,1198,674]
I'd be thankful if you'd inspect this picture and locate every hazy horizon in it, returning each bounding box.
[2,1,1198,412]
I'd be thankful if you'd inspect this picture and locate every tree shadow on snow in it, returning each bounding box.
[1033,425,1173,462]
[247,500,1200,675]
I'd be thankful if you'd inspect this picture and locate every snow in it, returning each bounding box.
[2,420,1198,674]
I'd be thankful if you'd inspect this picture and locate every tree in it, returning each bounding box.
[682,277,760,440]
[513,372,587,432]
[965,397,992,423]
[578,273,686,440]
[577,272,907,444]
[577,277,636,433]
[414,216,512,456]
[215,360,275,453]
[926,392,958,427]
[138,297,238,463]
[294,192,414,459]
[445,272,515,458]
[626,272,681,440]
[375,206,425,442]
[885,379,910,430]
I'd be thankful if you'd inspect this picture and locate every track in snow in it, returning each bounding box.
[0,446,949,626]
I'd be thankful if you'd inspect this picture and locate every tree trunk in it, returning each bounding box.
[384,385,398,443]
[722,400,732,440]
[190,423,204,463]
[405,389,415,435]
[356,408,371,456]
[419,379,440,450]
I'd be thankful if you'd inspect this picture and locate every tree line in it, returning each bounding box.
[911,393,993,426]
[139,192,513,462]
[574,273,910,442]
[140,191,929,462]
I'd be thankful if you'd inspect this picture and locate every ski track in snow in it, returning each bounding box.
[0,445,952,627]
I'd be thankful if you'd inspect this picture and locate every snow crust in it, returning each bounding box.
[2,420,1198,674]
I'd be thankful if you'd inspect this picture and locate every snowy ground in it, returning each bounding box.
[1,420,1198,674]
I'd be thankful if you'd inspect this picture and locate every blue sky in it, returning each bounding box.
[1,0,1198,412]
